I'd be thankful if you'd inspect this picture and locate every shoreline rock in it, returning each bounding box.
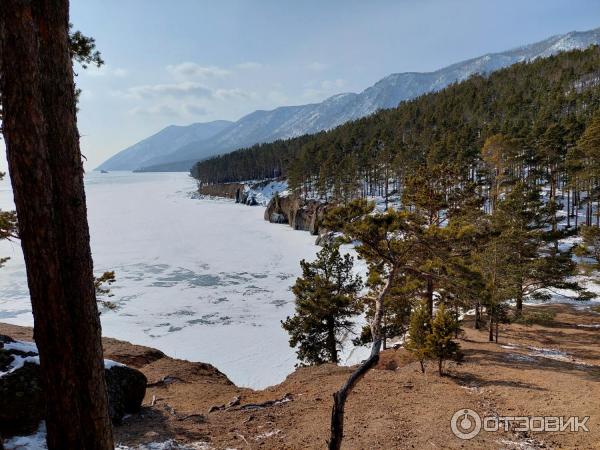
[264,194,330,236]
[0,335,147,435]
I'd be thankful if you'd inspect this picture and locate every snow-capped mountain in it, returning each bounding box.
[99,27,600,172]
[96,120,233,171]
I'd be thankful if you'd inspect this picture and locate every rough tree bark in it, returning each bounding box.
[328,267,396,450]
[0,1,114,449]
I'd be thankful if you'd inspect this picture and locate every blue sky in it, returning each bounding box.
[15,0,600,168]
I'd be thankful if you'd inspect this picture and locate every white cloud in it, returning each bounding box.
[166,62,231,79]
[82,65,128,78]
[236,61,263,70]
[214,88,255,100]
[306,61,329,71]
[127,81,212,99]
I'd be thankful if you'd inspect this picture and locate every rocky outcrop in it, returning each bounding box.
[197,181,269,205]
[198,182,244,200]
[264,194,330,236]
[0,335,147,435]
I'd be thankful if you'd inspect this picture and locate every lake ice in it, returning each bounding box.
[0,172,343,388]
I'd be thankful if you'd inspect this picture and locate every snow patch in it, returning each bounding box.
[3,422,46,450]
[243,179,289,205]
[3,422,213,450]
[104,359,126,369]
[254,429,281,441]
[0,339,127,379]
[527,346,571,362]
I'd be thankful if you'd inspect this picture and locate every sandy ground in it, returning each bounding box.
[2,303,600,449]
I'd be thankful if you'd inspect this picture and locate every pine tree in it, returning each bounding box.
[354,274,419,349]
[405,301,431,373]
[426,303,461,375]
[481,134,517,213]
[493,182,589,314]
[575,114,600,227]
[282,243,362,365]
[574,226,600,271]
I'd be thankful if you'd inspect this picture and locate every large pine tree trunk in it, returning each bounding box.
[0,1,114,449]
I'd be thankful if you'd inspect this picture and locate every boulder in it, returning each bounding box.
[0,335,147,435]
[105,364,147,424]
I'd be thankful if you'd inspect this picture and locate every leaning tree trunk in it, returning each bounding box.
[329,267,396,450]
[0,1,114,449]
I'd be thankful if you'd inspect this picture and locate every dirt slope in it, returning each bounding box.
[2,303,599,449]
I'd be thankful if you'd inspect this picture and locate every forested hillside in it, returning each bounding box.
[192,46,600,219]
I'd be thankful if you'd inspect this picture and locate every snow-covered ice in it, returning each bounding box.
[0,172,370,388]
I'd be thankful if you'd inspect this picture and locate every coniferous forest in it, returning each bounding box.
[193,46,600,224]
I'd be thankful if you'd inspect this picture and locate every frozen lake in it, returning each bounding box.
[0,172,328,388]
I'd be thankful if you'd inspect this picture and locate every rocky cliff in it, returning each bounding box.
[264,194,330,236]
[197,182,245,200]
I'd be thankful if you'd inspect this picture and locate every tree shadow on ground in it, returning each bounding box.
[113,406,210,447]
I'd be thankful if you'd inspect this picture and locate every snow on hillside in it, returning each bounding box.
[243,179,289,205]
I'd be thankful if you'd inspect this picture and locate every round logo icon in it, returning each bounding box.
[451,409,482,440]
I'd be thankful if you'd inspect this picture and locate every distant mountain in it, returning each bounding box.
[96,120,233,171]
[99,27,600,172]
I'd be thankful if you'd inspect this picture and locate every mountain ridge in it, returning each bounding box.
[98,26,600,172]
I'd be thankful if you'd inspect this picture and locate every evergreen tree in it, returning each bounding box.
[575,226,600,271]
[575,114,600,226]
[282,243,362,365]
[481,134,517,213]
[493,182,589,314]
[426,303,461,375]
[405,301,431,373]
[354,274,419,349]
